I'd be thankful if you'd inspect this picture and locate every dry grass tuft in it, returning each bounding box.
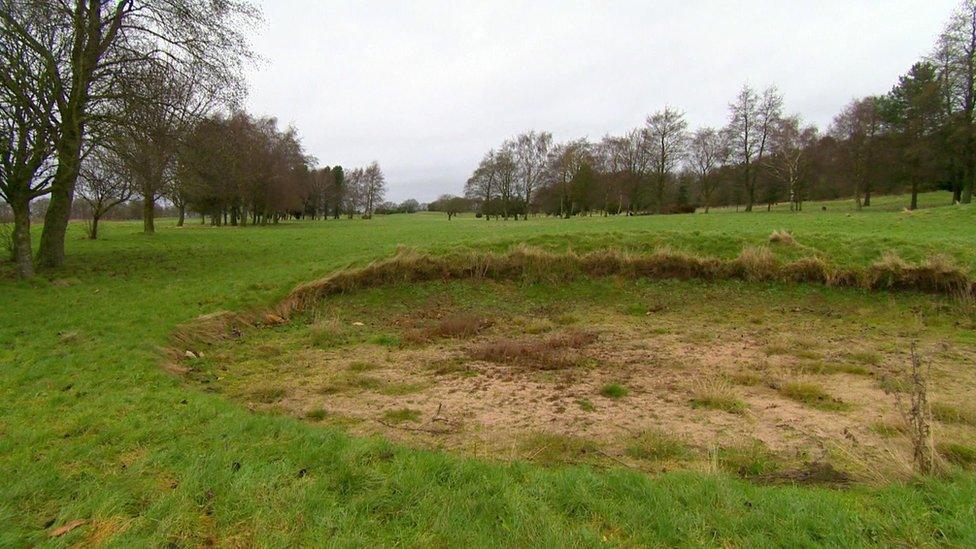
[769,230,796,246]
[691,378,747,414]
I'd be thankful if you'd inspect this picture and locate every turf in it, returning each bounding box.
[1,191,975,546]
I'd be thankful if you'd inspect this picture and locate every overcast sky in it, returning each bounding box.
[246,1,957,202]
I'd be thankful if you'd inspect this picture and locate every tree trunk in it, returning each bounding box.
[89,216,100,240]
[910,181,919,210]
[143,197,155,234]
[37,125,84,268]
[11,199,34,278]
[963,176,974,204]
[177,204,186,227]
[863,188,871,207]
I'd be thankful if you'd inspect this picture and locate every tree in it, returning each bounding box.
[399,198,420,213]
[689,127,727,213]
[330,166,345,219]
[643,107,688,213]
[830,98,882,208]
[77,146,132,239]
[359,161,386,219]
[726,84,783,211]
[880,62,945,210]
[768,115,819,211]
[512,131,552,219]
[939,0,976,202]
[0,0,259,267]
[114,62,214,234]
[0,8,58,278]
[465,150,498,220]
[547,139,591,218]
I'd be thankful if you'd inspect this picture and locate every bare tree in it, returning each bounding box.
[512,131,552,219]
[643,107,689,213]
[114,62,215,234]
[767,115,818,211]
[726,84,783,211]
[359,162,386,219]
[689,127,727,213]
[0,0,259,267]
[0,8,58,278]
[77,146,132,239]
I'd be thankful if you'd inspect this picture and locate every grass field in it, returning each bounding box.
[2,191,976,546]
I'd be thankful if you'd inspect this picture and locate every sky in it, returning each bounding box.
[246,1,958,203]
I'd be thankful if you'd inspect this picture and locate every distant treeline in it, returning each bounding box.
[457,3,976,218]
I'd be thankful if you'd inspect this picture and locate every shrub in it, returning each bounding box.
[577,399,596,412]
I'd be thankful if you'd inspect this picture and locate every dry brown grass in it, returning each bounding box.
[769,230,796,246]
[431,312,491,338]
[468,329,598,370]
[275,246,973,322]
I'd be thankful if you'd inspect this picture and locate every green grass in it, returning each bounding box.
[932,402,976,426]
[599,382,629,399]
[1,195,975,545]
[779,381,851,411]
[381,408,422,424]
[626,430,691,461]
